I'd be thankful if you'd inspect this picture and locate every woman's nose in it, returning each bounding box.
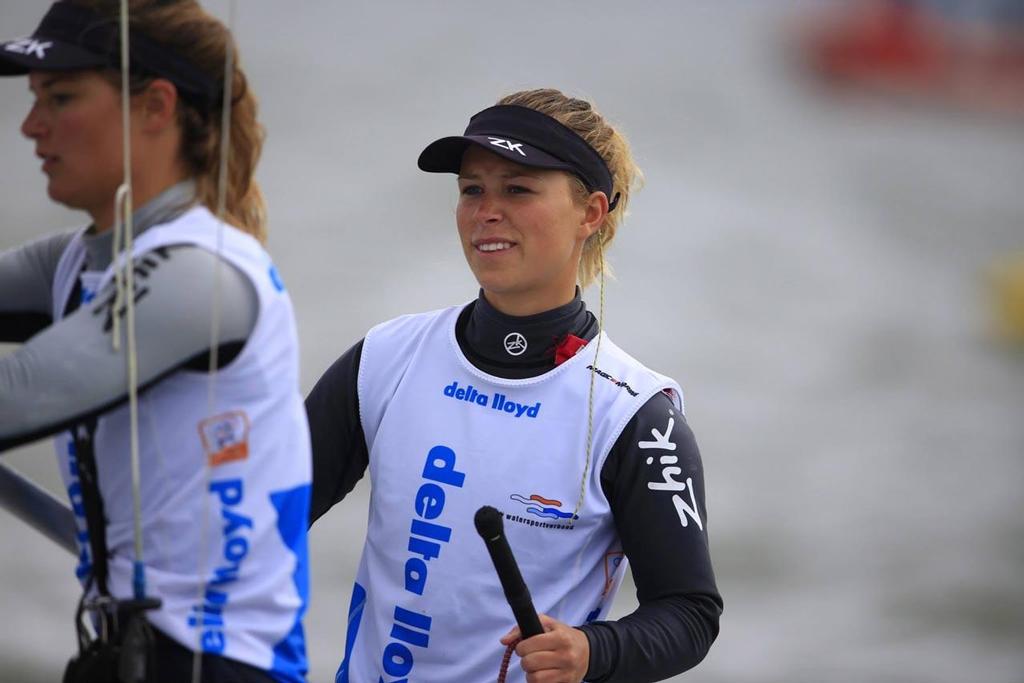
[476,194,502,223]
[21,102,47,140]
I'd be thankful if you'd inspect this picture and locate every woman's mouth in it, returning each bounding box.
[38,153,58,173]
[476,241,515,253]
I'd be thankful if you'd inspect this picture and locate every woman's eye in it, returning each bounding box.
[49,93,73,106]
[460,185,482,196]
[506,185,531,194]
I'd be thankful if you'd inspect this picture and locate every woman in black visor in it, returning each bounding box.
[307,89,722,683]
[0,2,311,682]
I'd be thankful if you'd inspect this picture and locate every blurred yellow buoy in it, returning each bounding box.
[988,251,1024,344]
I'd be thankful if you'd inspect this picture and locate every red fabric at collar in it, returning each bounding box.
[554,334,588,366]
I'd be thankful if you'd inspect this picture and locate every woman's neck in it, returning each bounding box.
[455,289,598,379]
[481,283,579,317]
[82,180,197,270]
[89,164,190,233]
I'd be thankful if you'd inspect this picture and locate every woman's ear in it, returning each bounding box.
[136,79,179,133]
[578,190,609,241]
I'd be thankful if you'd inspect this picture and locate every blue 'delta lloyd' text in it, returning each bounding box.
[380,445,466,681]
[188,478,253,653]
[443,380,541,418]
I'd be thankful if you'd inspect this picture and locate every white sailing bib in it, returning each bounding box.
[50,206,312,681]
[338,305,682,682]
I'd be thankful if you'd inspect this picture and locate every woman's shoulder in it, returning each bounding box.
[22,227,84,259]
[5,227,87,272]
[139,204,257,251]
[365,303,463,342]
[358,304,465,383]
[591,334,684,408]
[131,205,279,290]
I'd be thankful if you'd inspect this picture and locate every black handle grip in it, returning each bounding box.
[475,505,544,639]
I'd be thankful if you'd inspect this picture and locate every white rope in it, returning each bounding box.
[110,185,127,350]
[113,0,148,601]
[569,241,606,527]
[208,0,235,389]
[192,3,237,679]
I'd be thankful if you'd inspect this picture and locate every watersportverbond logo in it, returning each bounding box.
[442,380,541,418]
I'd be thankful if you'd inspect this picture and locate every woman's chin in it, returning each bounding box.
[474,277,518,300]
[46,182,97,216]
[45,181,74,207]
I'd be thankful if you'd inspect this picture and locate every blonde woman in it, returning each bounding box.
[0,2,310,681]
[308,89,722,683]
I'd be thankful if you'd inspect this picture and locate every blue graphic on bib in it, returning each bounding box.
[269,265,286,292]
[270,484,311,683]
[335,582,367,683]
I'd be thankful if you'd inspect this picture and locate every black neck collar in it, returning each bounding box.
[456,289,598,378]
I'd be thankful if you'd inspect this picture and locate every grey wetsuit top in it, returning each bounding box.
[0,181,258,449]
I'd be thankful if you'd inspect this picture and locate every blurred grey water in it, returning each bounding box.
[2,1,1023,682]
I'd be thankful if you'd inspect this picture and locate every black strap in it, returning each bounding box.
[59,247,163,683]
[62,264,113,597]
[73,417,112,596]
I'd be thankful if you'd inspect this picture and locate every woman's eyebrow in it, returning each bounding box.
[30,74,75,93]
[503,170,542,179]
[457,170,542,180]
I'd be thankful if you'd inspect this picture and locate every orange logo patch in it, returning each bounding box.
[198,411,250,466]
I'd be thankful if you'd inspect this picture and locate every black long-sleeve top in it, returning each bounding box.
[305,291,722,682]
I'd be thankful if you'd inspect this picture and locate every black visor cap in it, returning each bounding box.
[0,2,218,106]
[0,37,107,75]
[419,134,577,175]
[0,3,113,75]
[418,105,620,210]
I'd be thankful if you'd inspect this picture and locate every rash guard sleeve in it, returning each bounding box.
[304,339,369,525]
[0,245,257,451]
[579,392,722,682]
[0,231,76,342]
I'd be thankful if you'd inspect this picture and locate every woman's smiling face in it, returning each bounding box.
[456,145,599,316]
